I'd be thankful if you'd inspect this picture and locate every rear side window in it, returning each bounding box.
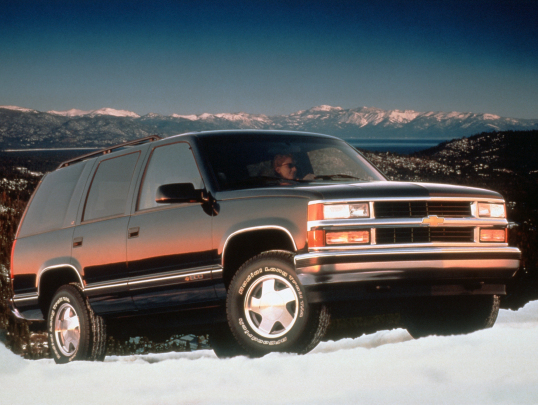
[18,162,86,237]
[83,152,139,221]
[138,142,204,210]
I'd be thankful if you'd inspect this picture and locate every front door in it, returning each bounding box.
[127,141,217,310]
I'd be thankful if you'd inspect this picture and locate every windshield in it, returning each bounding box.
[197,133,386,191]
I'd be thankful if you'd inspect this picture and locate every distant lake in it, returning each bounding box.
[2,148,99,152]
[2,139,444,157]
[345,139,443,154]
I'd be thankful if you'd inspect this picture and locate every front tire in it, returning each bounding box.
[226,251,329,357]
[47,284,107,363]
[403,295,500,339]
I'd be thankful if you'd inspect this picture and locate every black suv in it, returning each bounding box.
[9,130,520,362]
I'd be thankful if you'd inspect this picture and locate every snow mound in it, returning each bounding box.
[0,302,537,404]
[313,328,413,354]
[0,343,27,374]
[497,299,538,327]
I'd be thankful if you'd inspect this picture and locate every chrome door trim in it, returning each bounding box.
[127,265,223,288]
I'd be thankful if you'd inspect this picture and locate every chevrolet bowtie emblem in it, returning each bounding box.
[422,215,445,227]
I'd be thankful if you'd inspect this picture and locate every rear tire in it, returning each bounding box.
[47,284,107,363]
[404,295,500,339]
[226,251,329,357]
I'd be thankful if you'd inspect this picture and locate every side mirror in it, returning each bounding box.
[155,183,204,204]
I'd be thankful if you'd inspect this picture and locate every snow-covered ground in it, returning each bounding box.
[2,301,538,405]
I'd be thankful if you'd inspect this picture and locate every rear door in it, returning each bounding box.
[72,150,145,314]
[127,141,217,310]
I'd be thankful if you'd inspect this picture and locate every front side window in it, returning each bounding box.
[83,152,140,221]
[138,142,204,210]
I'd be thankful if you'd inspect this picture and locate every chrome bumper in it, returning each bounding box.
[7,298,27,322]
[295,246,521,286]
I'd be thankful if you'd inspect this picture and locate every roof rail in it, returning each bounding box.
[57,135,162,169]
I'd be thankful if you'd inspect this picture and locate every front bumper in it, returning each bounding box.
[9,294,43,322]
[8,298,28,323]
[294,246,521,302]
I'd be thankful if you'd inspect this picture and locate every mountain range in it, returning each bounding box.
[1,105,537,149]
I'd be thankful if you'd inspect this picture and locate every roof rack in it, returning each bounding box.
[57,135,162,169]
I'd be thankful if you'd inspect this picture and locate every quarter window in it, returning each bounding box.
[83,152,140,221]
[18,162,86,237]
[138,142,204,210]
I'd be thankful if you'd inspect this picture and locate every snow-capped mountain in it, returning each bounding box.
[170,111,269,126]
[47,107,140,118]
[0,104,536,149]
[47,108,93,117]
[0,105,38,113]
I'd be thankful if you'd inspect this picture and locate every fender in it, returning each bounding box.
[221,225,298,267]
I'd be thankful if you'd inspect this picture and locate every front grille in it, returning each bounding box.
[374,201,472,218]
[376,227,474,244]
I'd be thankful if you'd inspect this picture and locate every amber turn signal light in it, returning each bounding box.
[326,230,370,245]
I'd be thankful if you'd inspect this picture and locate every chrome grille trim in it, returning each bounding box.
[308,217,507,231]
[374,201,472,219]
[376,227,475,244]
[307,197,508,249]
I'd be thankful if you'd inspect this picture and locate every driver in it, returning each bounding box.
[273,154,315,181]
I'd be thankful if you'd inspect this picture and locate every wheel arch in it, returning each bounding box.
[221,227,297,289]
[38,264,83,315]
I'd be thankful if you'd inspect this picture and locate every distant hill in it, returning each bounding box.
[363,130,538,221]
[1,105,537,149]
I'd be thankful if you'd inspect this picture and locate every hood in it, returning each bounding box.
[306,181,503,200]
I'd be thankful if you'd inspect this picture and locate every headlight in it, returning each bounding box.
[322,203,369,219]
[480,228,507,242]
[478,203,505,218]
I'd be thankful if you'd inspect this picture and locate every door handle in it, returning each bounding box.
[73,237,83,247]
[128,227,140,238]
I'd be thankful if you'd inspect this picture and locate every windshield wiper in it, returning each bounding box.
[228,176,302,188]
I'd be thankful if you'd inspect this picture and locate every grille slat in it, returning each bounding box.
[376,227,474,244]
[374,201,472,218]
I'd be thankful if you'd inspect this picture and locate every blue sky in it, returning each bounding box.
[1,0,537,118]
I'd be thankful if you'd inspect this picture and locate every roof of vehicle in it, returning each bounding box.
[57,130,342,169]
[57,135,162,169]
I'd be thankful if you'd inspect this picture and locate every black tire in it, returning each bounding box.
[47,284,107,363]
[89,312,107,361]
[226,251,330,357]
[209,324,249,358]
[403,295,500,339]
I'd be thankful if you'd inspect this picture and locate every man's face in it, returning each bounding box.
[276,156,297,180]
